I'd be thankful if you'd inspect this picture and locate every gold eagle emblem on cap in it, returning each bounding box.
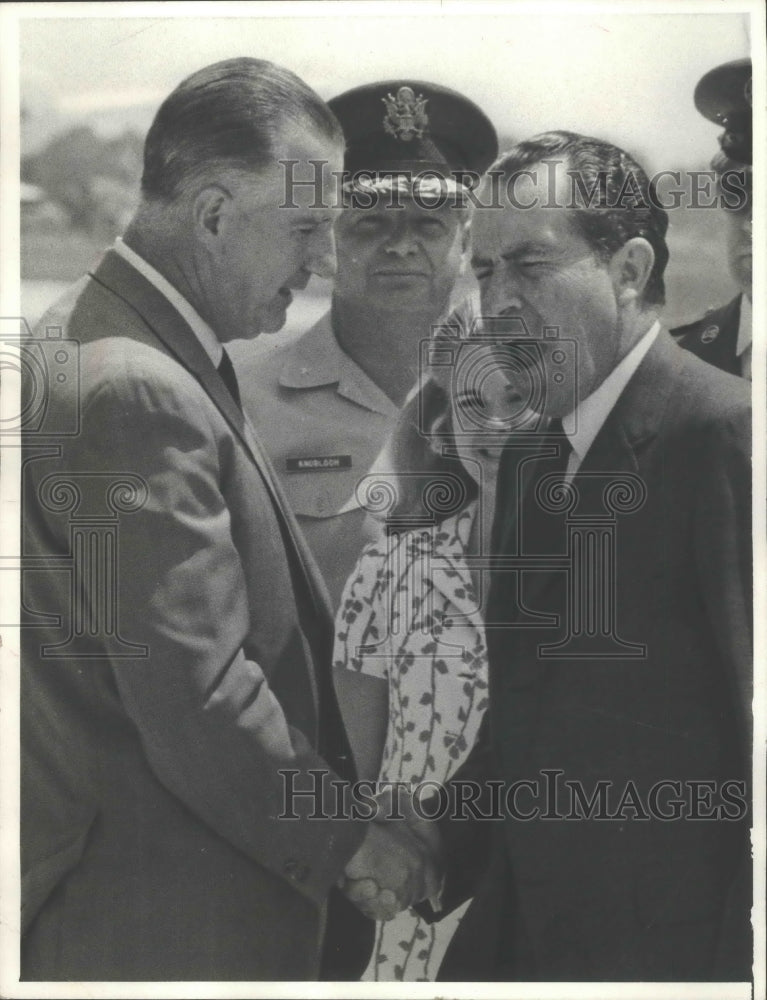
[382,86,429,141]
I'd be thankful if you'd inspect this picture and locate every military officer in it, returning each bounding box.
[230,80,498,607]
[672,57,752,379]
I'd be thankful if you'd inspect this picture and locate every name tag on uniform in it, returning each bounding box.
[285,455,352,472]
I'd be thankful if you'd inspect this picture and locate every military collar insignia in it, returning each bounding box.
[701,324,720,343]
[382,86,429,141]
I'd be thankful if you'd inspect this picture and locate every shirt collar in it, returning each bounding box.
[113,237,223,367]
[563,320,660,468]
[277,312,347,388]
[278,310,400,417]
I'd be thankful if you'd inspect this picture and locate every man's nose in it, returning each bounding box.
[481,268,524,317]
[307,227,338,279]
[384,221,418,256]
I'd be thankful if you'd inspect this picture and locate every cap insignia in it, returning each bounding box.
[701,325,720,343]
[382,86,429,142]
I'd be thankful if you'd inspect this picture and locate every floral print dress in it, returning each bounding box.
[333,501,489,981]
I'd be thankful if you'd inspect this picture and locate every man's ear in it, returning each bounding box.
[427,410,451,453]
[461,217,472,254]
[192,185,232,247]
[609,237,655,306]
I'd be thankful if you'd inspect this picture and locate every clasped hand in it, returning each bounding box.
[339,788,442,921]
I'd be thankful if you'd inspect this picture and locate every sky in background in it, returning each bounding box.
[19,5,752,171]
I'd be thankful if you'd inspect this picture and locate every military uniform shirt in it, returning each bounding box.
[229,312,401,609]
[672,294,752,380]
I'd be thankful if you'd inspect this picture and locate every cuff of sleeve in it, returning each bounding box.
[273,773,369,906]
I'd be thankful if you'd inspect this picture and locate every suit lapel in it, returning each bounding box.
[91,251,255,458]
[602,328,683,452]
[89,250,334,636]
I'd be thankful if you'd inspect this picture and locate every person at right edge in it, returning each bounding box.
[415,131,752,982]
[672,57,752,378]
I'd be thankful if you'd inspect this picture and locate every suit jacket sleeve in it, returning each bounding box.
[692,400,752,761]
[64,355,365,906]
[692,398,753,975]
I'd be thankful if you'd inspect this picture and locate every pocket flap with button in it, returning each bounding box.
[280,465,362,520]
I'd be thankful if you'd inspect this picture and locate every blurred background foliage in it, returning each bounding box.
[21,122,143,280]
[20,12,748,330]
[20,119,737,332]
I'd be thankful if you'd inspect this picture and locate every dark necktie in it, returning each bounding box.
[518,417,572,555]
[536,417,572,485]
[488,416,572,633]
[483,416,573,695]
[217,348,241,409]
[492,418,571,549]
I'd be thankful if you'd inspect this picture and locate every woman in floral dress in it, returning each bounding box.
[333,356,524,981]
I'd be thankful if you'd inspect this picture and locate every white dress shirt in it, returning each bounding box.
[562,320,660,477]
[113,237,223,367]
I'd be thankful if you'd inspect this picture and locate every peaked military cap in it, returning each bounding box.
[328,79,498,188]
[694,57,752,167]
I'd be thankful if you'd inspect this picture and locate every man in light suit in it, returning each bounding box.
[423,131,752,981]
[20,58,434,981]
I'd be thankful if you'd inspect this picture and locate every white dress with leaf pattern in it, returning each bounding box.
[333,502,488,981]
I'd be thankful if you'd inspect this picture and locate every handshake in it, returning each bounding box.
[338,786,443,922]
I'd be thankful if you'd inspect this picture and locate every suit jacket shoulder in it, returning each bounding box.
[606,328,749,452]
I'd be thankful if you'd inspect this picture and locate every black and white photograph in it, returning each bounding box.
[0,2,764,997]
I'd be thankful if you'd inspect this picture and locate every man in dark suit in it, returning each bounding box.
[672,58,752,379]
[20,58,435,981]
[426,131,752,981]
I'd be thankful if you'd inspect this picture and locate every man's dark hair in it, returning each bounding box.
[141,57,343,202]
[493,130,670,306]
